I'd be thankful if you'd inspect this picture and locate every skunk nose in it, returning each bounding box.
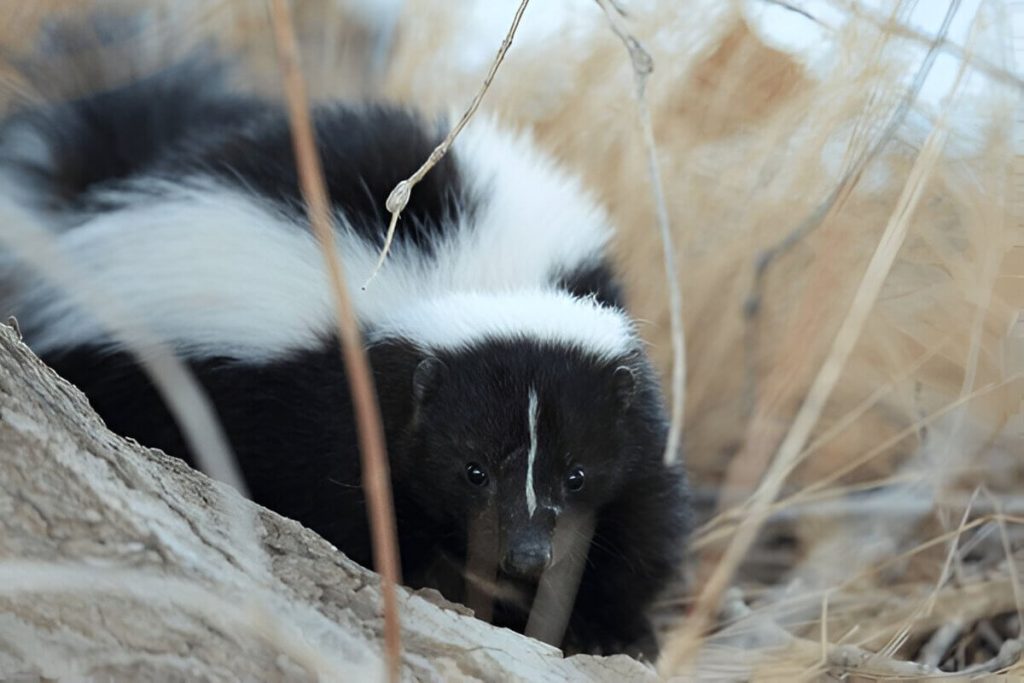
[501,542,553,578]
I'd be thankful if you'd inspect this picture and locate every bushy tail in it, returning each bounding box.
[0,14,238,215]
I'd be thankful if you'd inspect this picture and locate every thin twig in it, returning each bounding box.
[875,0,1005,638]
[819,592,829,667]
[776,373,1021,511]
[762,0,1024,92]
[363,0,530,288]
[697,336,951,541]
[594,0,686,465]
[919,619,963,667]
[659,1,970,672]
[984,488,1024,633]
[707,550,1023,655]
[826,0,1024,92]
[959,639,1024,675]
[693,373,1023,550]
[759,0,828,26]
[876,487,981,659]
[267,1,402,680]
[709,587,945,679]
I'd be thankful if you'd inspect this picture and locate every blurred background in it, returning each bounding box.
[1,0,1022,677]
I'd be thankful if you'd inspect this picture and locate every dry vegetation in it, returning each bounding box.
[1,0,1022,680]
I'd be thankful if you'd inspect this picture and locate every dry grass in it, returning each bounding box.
[265,1,402,679]
[1,0,1022,679]
[386,4,1022,675]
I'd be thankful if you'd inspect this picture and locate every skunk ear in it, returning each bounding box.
[413,357,447,406]
[613,365,637,410]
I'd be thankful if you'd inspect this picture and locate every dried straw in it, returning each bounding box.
[267,0,402,679]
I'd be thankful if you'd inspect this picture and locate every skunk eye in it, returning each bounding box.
[566,467,585,492]
[465,462,489,487]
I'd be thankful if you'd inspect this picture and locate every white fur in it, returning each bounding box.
[365,291,635,360]
[10,118,631,361]
[16,186,336,359]
[525,387,539,517]
[446,116,613,288]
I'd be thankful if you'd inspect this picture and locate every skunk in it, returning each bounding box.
[0,50,691,656]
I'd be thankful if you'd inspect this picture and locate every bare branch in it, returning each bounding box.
[364,0,531,288]
[594,0,687,466]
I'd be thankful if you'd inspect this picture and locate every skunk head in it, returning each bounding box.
[370,290,669,579]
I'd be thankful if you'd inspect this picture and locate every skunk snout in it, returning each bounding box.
[501,539,553,578]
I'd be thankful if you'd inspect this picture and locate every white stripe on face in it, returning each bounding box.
[526,387,539,517]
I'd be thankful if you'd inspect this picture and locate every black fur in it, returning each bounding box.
[1,59,474,254]
[43,335,690,656]
[0,57,253,214]
[372,338,689,654]
[169,104,475,255]
[556,259,628,310]
[1,50,691,657]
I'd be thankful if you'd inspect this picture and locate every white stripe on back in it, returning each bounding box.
[8,116,634,361]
